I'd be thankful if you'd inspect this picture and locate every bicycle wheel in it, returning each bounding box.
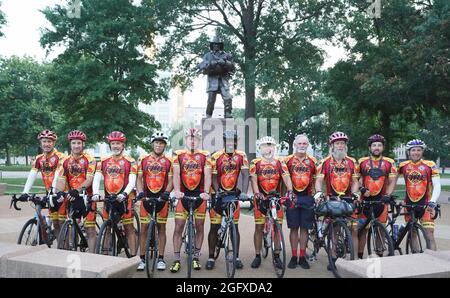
[271,220,286,278]
[306,224,320,262]
[405,223,431,254]
[224,220,237,278]
[326,219,354,278]
[145,220,158,278]
[58,220,77,251]
[214,227,225,260]
[186,218,195,278]
[262,220,270,259]
[133,210,141,251]
[95,220,117,256]
[18,218,40,246]
[367,220,394,257]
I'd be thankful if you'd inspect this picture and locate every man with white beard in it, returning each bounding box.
[314,131,360,269]
[249,136,293,269]
[284,134,317,270]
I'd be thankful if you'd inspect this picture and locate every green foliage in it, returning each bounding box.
[40,0,168,150]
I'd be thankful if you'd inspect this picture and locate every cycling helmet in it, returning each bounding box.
[223,130,238,140]
[257,136,277,150]
[329,131,349,144]
[184,128,202,139]
[405,139,426,150]
[106,131,126,143]
[151,131,168,144]
[67,130,86,142]
[367,134,386,146]
[37,129,57,141]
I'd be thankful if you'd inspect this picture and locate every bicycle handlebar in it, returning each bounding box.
[10,194,47,211]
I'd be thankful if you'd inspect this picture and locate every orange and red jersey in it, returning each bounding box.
[211,150,249,191]
[284,154,317,196]
[97,154,137,196]
[316,155,359,197]
[138,153,173,197]
[249,157,290,195]
[398,159,440,204]
[358,156,397,197]
[59,152,96,195]
[173,149,212,196]
[31,149,65,191]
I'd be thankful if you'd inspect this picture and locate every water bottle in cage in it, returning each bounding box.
[393,224,399,241]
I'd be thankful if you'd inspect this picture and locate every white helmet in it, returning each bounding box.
[151,131,168,144]
[257,136,277,148]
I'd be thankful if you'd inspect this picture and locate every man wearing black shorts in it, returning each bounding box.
[284,134,317,269]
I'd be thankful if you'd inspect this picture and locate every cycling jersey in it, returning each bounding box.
[211,149,248,191]
[398,159,439,204]
[284,154,317,196]
[31,149,65,191]
[359,156,397,197]
[316,155,359,197]
[173,149,212,196]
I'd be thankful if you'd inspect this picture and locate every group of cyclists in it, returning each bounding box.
[18,127,441,275]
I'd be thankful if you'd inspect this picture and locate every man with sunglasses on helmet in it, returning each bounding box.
[249,136,293,269]
[357,134,397,259]
[21,130,65,238]
[314,131,360,268]
[55,130,97,252]
[136,131,173,271]
[397,139,441,250]
[91,131,138,256]
[170,128,212,273]
[206,130,250,270]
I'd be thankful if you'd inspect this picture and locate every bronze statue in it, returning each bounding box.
[198,35,235,118]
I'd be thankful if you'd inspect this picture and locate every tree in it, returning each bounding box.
[0,1,6,37]
[40,0,168,150]
[0,56,56,165]
[150,0,348,160]
[324,0,450,156]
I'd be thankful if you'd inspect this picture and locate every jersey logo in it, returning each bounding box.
[183,159,200,172]
[260,165,277,178]
[147,161,165,174]
[407,170,425,184]
[106,164,122,178]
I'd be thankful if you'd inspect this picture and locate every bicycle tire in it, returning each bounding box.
[187,218,194,278]
[367,220,394,257]
[224,220,237,278]
[326,219,354,278]
[145,220,158,278]
[271,220,286,278]
[95,220,117,256]
[18,218,40,246]
[405,222,431,254]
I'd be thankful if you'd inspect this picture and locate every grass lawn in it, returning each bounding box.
[0,165,32,171]
[0,178,105,195]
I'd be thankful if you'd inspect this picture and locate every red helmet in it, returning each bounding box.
[106,131,126,143]
[329,131,349,144]
[67,130,87,142]
[367,134,385,146]
[184,128,202,139]
[37,129,57,141]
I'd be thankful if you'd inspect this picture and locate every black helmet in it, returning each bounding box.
[223,130,238,141]
[209,35,224,50]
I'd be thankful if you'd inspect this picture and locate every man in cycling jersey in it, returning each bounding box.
[397,139,441,251]
[357,134,397,258]
[21,130,65,238]
[169,128,212,273]
[55,130,97,252]
[136,131,173,271]
[284,134,317,269]
[206,130,250,270]
[314,131,360,269]
[92,131,138,256]
[250,136,293,269]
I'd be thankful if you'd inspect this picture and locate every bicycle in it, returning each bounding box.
[138,195,174,278]
[311,194,356,278]
[213,190,252,278]
[357,198,394,257]
[57,189,101,252]
[10,193,56,247]
[257,191,288,278]
[387,200,440,255]
[95,195,139,258]
[179,195,204,278]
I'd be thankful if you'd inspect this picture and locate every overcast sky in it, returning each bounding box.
[0,0,347,109]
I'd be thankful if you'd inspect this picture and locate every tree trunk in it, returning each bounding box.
[5,144,11,166]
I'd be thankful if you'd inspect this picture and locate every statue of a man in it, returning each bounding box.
[198,36,235,118]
